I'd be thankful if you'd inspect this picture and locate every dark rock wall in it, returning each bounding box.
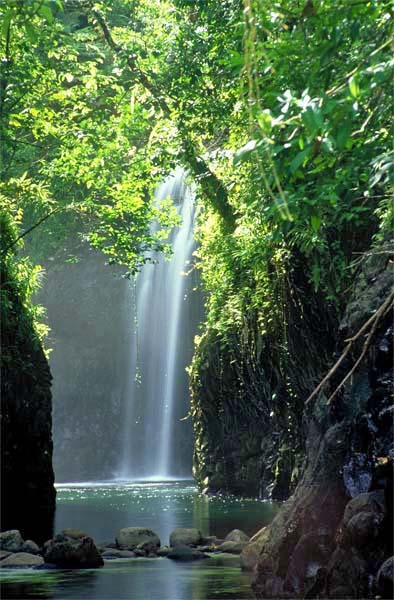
[1,262,56,543]
[251,253,393,599]
[190,267,336,499]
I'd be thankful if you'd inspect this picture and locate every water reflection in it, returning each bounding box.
[1,557,254,600]
[55,480,277,544]
[2,483,275,600]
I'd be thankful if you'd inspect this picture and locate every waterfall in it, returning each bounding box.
[118,169,201,480]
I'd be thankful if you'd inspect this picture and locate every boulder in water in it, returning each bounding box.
[342,490,386,526]
[0,552,44,568]
[169,528,202,548]
[240,526,269,571]
[116,527,160,551]
[224,529,250,544]
[377,556,394,599]
[217,540,247,554]
[21,540,40,555]
[102,549,135,559]
[0,530,24,553]
[167,545,208,561]
[43,531,104,568]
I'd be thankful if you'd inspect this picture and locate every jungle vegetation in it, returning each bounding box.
[1,0,393,346]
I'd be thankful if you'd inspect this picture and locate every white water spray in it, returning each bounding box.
[119,169,199,480]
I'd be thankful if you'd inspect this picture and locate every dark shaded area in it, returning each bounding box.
[251,251,393,599]
[1,261,56,543]
[190,261,336,498]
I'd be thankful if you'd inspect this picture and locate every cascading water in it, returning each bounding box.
[119,169,202,480]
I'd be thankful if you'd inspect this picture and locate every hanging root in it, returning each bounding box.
[306,290,394,407]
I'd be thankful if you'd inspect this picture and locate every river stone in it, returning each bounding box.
[0,530,24,552]
[201,535,222,546]
[43,532,104,568]
[167,545,208,561]
[240,526,269,571]
[197,545,215,552]
[169,528,202,548]
[0,551,12,560]
[376,556,394,599]
[102,549,135,559]
[137,539,159,554]
[157,546,170,557]
[343,490,386,526]
[21,540,40,555]
[217,540,247,554]
[224,529,250,544]
[346,512,382,547]
[0,552,44,568]
[116,528,160,551]
[61,528,90,540]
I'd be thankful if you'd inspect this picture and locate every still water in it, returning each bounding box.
[1,481,277,600]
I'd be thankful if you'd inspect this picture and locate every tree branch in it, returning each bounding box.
[1,206,62,257]
[306,290,394,407]
[90,8,236,230]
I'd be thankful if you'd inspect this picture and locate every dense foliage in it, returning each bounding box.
[1,0,393,349]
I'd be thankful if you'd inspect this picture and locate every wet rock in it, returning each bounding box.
[0,552,44,568]
[224,529,250,544]
[167,545,208,561]
[343,490,386,526]
[346,511,382,547]
[197,545,215,552]
[376,556,394,599]
[169,528,202,548]
[240,526,268,571]
[326,547,368,598]
[61,528,90,540]
[43,532,104,568]
[137,539,159,554]
[102,549,135,559]
[201,535,221,546]
[21,540,40,555]
[0,530,24,553]
[116,527,160,551]
[284,530,334,596]
[217,540,247,554]
[157,546,170,557]
[98,541,117,551]
[0,551,12,560]
[343,453,373,498]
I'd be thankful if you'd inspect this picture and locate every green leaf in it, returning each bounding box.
[290,148,309,173]
[39,5,54,22]
[348,76,360,98]
[336,121,351,150]
[311,215,321,232]
[24,22,37,42]
[1,12,12,40]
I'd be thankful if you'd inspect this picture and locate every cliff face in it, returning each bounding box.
[191,245,393,597]
[190,266,336,499]
[250,253,393,599]
[1,262,56,544]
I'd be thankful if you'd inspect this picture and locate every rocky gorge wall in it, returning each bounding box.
[190,266,337,499]
[1,260,56,544]
[250,251,393,599]
[191,246,393,598]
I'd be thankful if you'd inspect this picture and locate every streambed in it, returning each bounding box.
[1,481,277,600]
